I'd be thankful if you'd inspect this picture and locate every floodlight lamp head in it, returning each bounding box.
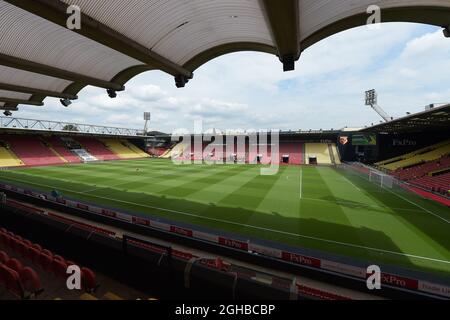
[365,89,377,106]
[60,98,72,107]
[107,89,117,98]
[144,112,151,121]
[3,110,12,117]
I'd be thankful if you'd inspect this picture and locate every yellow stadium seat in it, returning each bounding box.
[100,139,149,159]
[0,147,24,167]
[305,143,332,165]
[382,141,450,171]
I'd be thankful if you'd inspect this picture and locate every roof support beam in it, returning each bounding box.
[5,0,193,80]
[0,53,124,91]
[0,97,44,106]
[261,0,300,71]
[0,82,77,100]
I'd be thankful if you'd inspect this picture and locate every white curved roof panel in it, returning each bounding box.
[0,1,143,81]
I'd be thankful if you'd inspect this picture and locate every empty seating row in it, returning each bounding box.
[0,146,24,167]
[0,135,65,166]
[375,139,450,167]
[409,172,450,196]
[0,228,97,293]
[149,147,169,157]
[379,140,450,171]
[75,137,121,161]
[121,140,150,158]
[169,141,310,165]
[100,139,148,159]
[0,251,42,299]
[45,136,82,163]
[392,155,450,181]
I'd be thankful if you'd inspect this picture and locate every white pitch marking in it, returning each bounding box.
[384,187,450,224]
[342,176,361,192]
[3,174,450,265]
[347,171,450,224]
[301,197,428,213]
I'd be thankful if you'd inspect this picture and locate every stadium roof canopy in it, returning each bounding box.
[1,0,450,111]
[360,104,450,134]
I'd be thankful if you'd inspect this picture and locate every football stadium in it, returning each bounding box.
[0,1,449,304]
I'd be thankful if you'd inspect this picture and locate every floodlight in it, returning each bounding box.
[3,110,12,116]
[144,112,151,121]
[365,89,377,106]
[107,89,117,98]
[60,98,72,107]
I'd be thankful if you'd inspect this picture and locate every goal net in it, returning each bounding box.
[369,170,394,188]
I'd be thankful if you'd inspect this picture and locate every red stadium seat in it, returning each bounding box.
[28,247,41,264]
[52,259,68,278]
[0,251,9,264]
[41,249,53,258]
[8,237,19,251]
[16,241,28,257]
[53,255,65,262]
[2,135,65,166]
[81,267,97,292]
[38,253,53,272]
[19,267,42,294]
[0,264,23,298]
[31,244,42,251]
[0,232,7,245]
[6,258,24,273]
[75,137,120,161]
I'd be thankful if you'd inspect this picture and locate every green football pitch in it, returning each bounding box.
[1,159,449,277]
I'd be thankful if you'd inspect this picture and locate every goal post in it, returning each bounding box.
[369,170,394,188]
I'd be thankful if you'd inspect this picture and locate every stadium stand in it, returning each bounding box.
[375,140,450,197]
[279,142,303,165]
[163,141,343,165]
[100,139,148,159]
[305,143,333,165]
[0,228,98,299]
[392,155,450,181]
[376,140,450,171]
[121,140,149,158]
[0,146,24,167]
[0,227,98,299]
[75,137,121,161]
[45,136,82,163]
[1,135,65,167]
[149,147,169,157]
[410,172,450,196]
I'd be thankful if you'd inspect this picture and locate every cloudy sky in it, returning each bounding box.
[14,22,450,133]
